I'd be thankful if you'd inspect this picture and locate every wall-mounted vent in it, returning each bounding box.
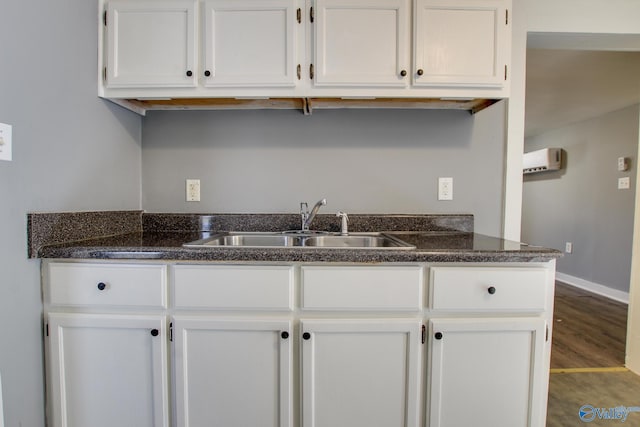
[523,148,562,174]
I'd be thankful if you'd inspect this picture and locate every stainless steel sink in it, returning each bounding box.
[183,232,415,250]
[184,232,301,248]
[303,234,412,248]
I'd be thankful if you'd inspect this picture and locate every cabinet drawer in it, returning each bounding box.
[172,265,293,310]
[47,263,167,308]
[430,267,549,312]
[301,266,423,310]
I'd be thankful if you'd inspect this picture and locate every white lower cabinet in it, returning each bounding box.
[43,261,554,427]
[427,265,552,427]
[301,319,422,427]
[173,317,293,427]
[46,313,169,427]
[427,318,547,427]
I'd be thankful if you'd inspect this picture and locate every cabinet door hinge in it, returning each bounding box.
[505,9,508,25]
[169,322,173,342]
[103,10,107,26]
[545,324,549,342]
[103,67,107,82]
[310,6,314,23]
[421,325,426,344]
[504,65,508,81]
[45,323,49,337]
[297,64,301,80]
[309,63,314,80]
[297,8,301,23]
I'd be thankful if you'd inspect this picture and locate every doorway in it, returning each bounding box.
[520,34,640,370]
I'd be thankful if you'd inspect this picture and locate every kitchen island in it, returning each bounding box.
[32,211,561,427]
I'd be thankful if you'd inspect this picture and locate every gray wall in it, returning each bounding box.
[522,104,640,292]
[0,1,142,425]
[141,102,506,236]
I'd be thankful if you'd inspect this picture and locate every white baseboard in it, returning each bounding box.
[555,272,629,304]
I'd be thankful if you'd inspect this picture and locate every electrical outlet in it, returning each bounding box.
[565,242,573,254]
[186,179,200,202]
[618,177,630,190]
[0,123,12,162]
[438,177,453,201]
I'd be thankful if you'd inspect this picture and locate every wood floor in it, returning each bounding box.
[547,282,640,426]
[550,282,627,369]
[547,371,640,426]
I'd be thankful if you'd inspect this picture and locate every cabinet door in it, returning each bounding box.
[173,317,293,427]
[302,319,421,427]
[414,0,509,88]
[427,318,547,427]
[203,0,299,87]
[105,0,197,88]
[47,313,168,427]
[313,0,410,87]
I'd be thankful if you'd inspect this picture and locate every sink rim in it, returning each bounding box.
[303,234,413,249]
[183,231,416,250]
[183,232,302,248]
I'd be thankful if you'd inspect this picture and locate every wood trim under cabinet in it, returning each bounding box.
[104,97,500,116]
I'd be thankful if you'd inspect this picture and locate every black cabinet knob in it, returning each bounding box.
[400,69,407,77]
[488,286,496,295]
[435,332,443,340]
[417,69,424,76]
[150,329,159,337]
[186,70,193,77]
[97,282,106,291]
[204,70,211,77]
[281,331,289,339]
[302,332,311,340]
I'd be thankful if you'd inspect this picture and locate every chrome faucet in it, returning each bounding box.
[300,198,326,231]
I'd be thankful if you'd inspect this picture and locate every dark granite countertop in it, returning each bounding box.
[35,231,560,263]
[29,212,562,263]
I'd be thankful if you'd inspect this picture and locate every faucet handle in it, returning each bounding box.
[300,202,309,231]
[336,211,349,235]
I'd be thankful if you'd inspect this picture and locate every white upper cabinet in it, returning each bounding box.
[203,0,299,87]
[104,0,198,88]
[413,0,510,88]
[99,0,512,102]
[312,0,410,87]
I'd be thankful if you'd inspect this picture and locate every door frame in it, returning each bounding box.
[503,1,640,373]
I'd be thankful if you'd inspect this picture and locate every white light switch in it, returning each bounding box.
[618,157,629,172]
[0,123,12,161]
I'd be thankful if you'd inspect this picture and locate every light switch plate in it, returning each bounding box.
[618,157,629,172]
[186,179,201,201]
[0,123,12,161]
[438,177,453,201]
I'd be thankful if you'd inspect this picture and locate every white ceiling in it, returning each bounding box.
[524,35,640,138]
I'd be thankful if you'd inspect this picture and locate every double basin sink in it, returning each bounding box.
[184,232,415,250]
